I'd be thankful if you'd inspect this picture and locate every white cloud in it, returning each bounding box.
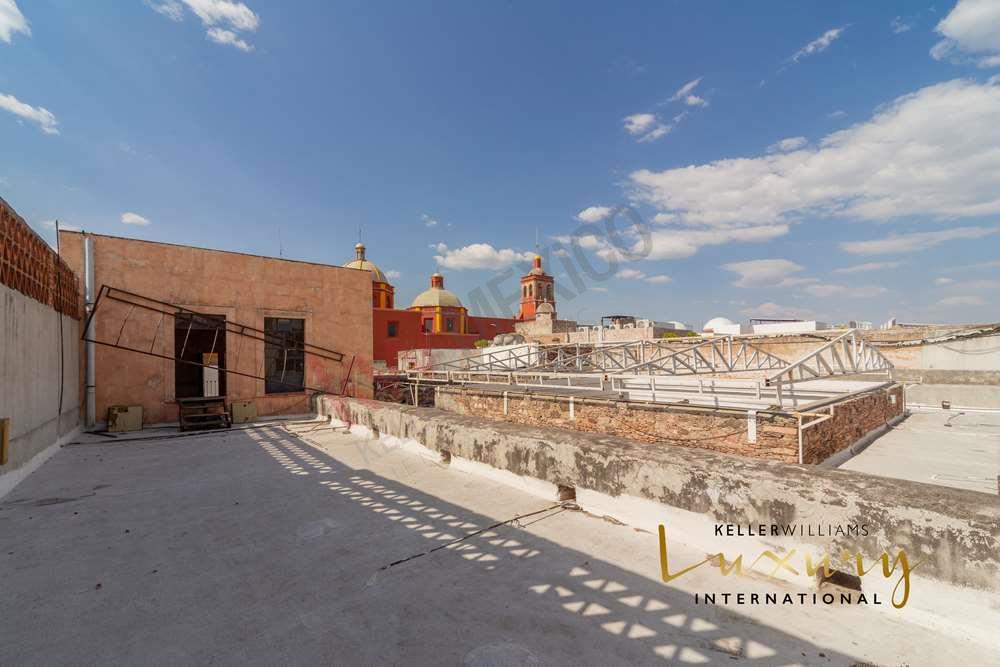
[552,248,570,257]
[827,109,846,119]
[182,0,258,30]
[670,78,702,101]
[840,226,996,255]
[934,277,955,285]
[590,286,608,293]
[629,79,1000,227]
[891,16,912,35]
[206,27,252,51]
[575,206,613,223]
[121,211,152,226]
[937,295,985,307]
[721,258,810,288]
[615,268,644,280]
[791,26,847,62]
[832,261,902,274]
[742,302,815,319]
[385,269,401,279]
[560,224,789,263]
[0,0,29,44]
[931,0,1000,67]
[623,113,669,143]
[668,78,709,108]
[149,0,259,51]
[433,243,533,270]
[944,259,1000,272]
[421,214,439,227]
[766,136,807,153]
[118,141,137,155]
[643,274,671,284]
[802,284,887,299]
[148,0,184,21]
[0,92,58,134]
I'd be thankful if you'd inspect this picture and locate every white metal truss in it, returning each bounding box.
[764,329,893,387]
[409,337,788,379]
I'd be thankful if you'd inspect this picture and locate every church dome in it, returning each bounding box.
[343,243,389,283]
[410,272,463,308]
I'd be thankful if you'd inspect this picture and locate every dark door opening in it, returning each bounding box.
[174,313,227,399]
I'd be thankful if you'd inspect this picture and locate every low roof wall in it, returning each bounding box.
[317,395,1000,596]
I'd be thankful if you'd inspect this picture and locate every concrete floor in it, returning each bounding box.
[1,421,996,666]
[841,410,1000,494]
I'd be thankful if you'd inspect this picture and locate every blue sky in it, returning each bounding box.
[2,0,999,327]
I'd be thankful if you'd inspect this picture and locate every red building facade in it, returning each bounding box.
[344,247,517,369]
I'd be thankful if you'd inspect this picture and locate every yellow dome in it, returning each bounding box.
[410,272,464,308]
[343,243,389,283]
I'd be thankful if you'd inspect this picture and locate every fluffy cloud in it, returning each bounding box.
[832,261,901,274]
[767,136,807,153]
[931,0,1000,67]
[742,302,815,319]
[630,79,1000,227]
[0,92,58,134]
[934,277,955,285]
[721,258,810,288]
[206,27,252,51]
[615,268,644,280]
[612,268,670,284]
[937,295,985,307]
[669,77,709,107]
[149,0,259,51]
[891,16,912,35]
[433,243,533,270]
[121,211,152,226]
[623,113,669,143]
[385,269,401,279]
[791,26,847,62]
[840,226,996,255]
[0,0,29,44]
[575,206,614,223]
[560,224,789,264]
[421,214,439,227]
[802,284,887,299]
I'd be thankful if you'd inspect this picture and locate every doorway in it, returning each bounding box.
[174,313,227,399]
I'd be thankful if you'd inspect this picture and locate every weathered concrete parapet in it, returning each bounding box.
[317,395,1000,595]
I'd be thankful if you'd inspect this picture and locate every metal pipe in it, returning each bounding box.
[83,235,96,427]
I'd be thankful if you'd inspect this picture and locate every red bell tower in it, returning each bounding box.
[518,255,555,320]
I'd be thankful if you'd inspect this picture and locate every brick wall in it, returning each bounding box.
[435,388,802,463]
[801,385,904,464]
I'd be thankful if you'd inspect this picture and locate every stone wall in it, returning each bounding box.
[434,385,904,464]
[316,395,1000,594]
[435,387,801,462]
[802,385,905,463]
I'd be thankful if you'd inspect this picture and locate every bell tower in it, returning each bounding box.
[518,255,555,320]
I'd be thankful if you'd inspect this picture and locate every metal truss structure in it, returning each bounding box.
[83,285,350,395]
[407,336,789,380]
[764,329,893,386]
[400,329,895,411]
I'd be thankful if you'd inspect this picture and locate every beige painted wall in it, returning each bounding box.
[1,283,80,473]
